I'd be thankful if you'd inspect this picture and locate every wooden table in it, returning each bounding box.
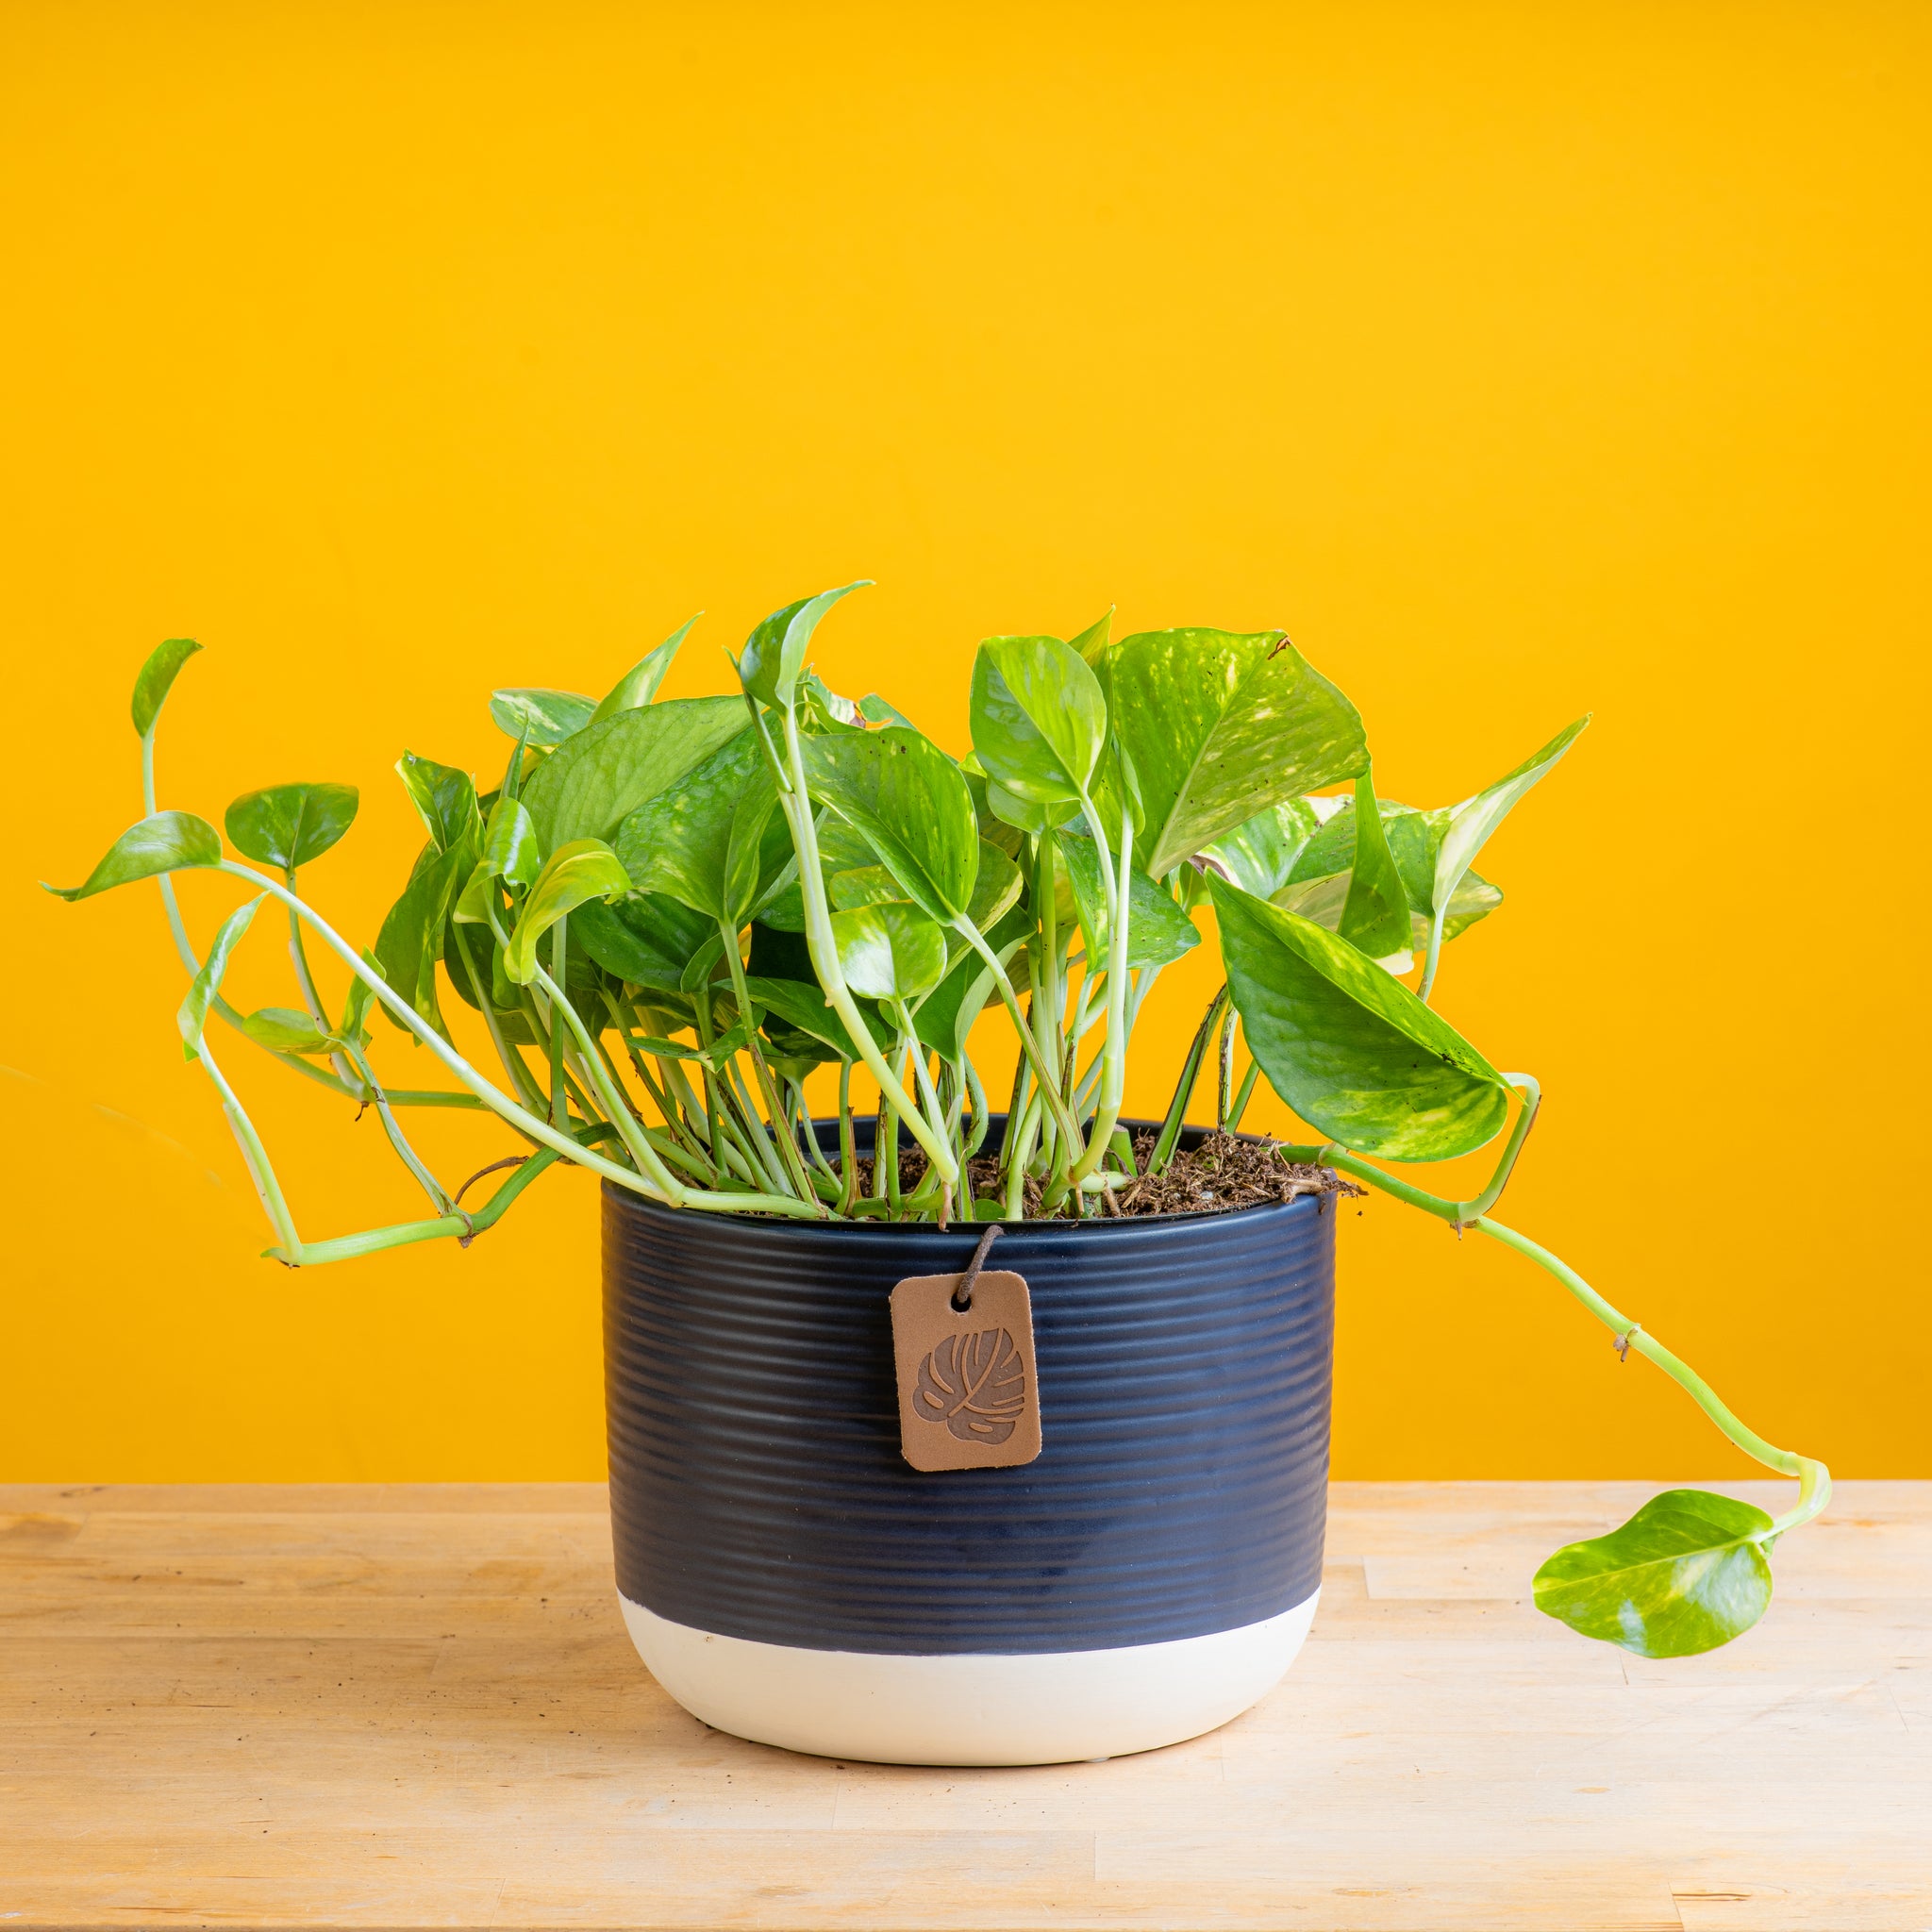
[3,1482,1926,1931]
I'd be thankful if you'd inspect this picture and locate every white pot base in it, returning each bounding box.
[619,1590,1321,1766]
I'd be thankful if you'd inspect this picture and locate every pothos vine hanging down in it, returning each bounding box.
[49,585,1828,1658]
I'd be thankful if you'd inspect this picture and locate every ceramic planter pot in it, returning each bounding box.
[602,1123,1335,1766]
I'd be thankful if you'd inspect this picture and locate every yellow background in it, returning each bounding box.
[5,3,1925,1481]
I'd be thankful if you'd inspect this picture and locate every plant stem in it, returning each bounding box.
[547,917,568,1128]
[1418,905,1448,1005]
[1226,1053,1262,1134]
[213,862,823,1219]
[1149,983,1228,1174]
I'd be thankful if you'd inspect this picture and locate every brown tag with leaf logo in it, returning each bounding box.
[891,1259,1042,1472]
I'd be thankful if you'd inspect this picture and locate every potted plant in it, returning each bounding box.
[49,587,1829,1766]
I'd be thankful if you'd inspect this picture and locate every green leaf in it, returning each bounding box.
[1108,628,1369,877]
[831,901,947,1003]
[613,725,788,925]
[44,810,223,901]
[555,892,713,997]
[490,688,596,747]
[1209,873,1510,1159]
[1201,796,1329,899]
[240,1006,337,1056]
[1056,830,1202,970]
[503,841,631,986]
[1069,607,1114,666]
[591,613,703,724]
[1533,1489,1776,1658]
[177,894,262,1058]
[395,753,481,857]
[1338,767,1413,967]
[1433,718,1590,917]
[738,582,871,709]
[969,634,1108,807]
[480,795,542,888]
[373,844,468,1040]
[224,783,359,873]
[960,839,1024,938]
[1281,799,1500,950]
[984,776,1079,835]
[743,974,888,1061]
[828,865,903,910]
[858,692,915,728]
[132,638,202,740]
[804,726,981,924]
[519,694,746,855]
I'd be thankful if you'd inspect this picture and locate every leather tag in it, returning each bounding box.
[890,1268,1042,1471]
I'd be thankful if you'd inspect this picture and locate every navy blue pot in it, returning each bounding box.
[602,1121,1336,1765]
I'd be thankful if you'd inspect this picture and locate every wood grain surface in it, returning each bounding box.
[2,1481,1926,1931]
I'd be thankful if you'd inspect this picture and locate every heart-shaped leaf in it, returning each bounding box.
[225,783,359,873]
[479,795,542,889]
[591,613,702,724]
[490,688,597,747]
[503,841,631,986]
[969,635,1108,807]
[1108,628,1369,877]
[738,582,870,709]
[614,725,788,925]
[519,694,746,854]
[395,753,481,857]
[569,892,715,994]
[1209,873,1510,1159]
[805,726,981,924]
[132,638,202,740]
[1056,829,1201,969]
[45,810,223,902]
[1533,1489,1776,1658]
[831,901,947,1003]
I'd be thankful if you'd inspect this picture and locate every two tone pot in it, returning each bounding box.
[602,1124,1335,1766]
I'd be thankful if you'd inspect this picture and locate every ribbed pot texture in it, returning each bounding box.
[603,1121,1336,1659]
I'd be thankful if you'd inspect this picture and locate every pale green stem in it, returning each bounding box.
[1418,905,1448,1005]
[192,1032,302,1257]
[1069,804,1133,1187]
[337,1037,455,1213]
[211,863,821,1219]
[952,917,1085,1160]
[779,708,958,1186]
[719,916,817,1205]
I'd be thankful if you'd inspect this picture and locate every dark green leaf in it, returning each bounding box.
[1533,1490,1775,1658]
[1108,628,1369,876]
[224,783,359,873]
[1209,874,1510,1160]
[373,844,468,1041]
[969,634,1108,806]
[613,725,787,925]
[177,895,261,1058]
[570,892,715,994]
[490,688,596,747]
[804,726,980,924]
[738,582,870,709]
[45,810,222,901]
[519,694,746,855]
[132,638,202,740]
[1056,831,1202,970]
[831,901,947,1003]
[504,841,631,985]
[914,902,1030,1064]
[744,974,889,1060]
[1338,767,1413,966]
[591,613,703,724]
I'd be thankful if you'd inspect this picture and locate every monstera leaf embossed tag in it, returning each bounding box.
[891,1243,1041,1472]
